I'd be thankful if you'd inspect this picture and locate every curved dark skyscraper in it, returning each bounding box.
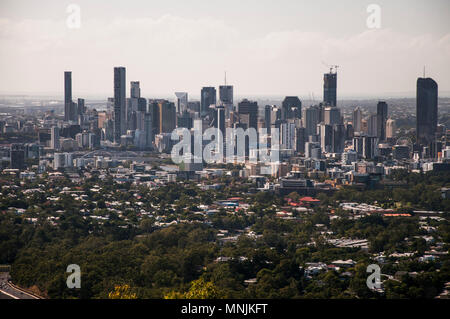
[416,77,438,146]
[281,96,302,120]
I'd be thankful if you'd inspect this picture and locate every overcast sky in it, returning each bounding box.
[0,0,449,99]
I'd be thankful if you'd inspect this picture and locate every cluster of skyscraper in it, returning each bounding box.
[297,68,346,159]
[64,71,86,123]
[50,71,93,152]
[59,66,440,164]
[111,67,153,148]
[6,65,441,173]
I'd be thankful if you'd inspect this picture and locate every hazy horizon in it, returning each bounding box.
[1,0,449,98]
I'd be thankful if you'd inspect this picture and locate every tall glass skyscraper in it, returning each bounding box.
[302,105,321,137]
[219,85,233,117]
[376,101,388,141]
[130,81,140,98]
[201,87,216,117]
[219,85,233,105]
[238,99,258,130]
[416,77,438,146]
[114,67,126,143]
[264,105,272,135]
[324,107,341,125]
[352,107,362,133]
[64,71,72,121]
[323,72,337,107]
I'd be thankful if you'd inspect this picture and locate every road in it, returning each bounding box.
[0,273,40,299]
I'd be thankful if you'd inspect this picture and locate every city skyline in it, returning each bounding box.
[3,65,447,103]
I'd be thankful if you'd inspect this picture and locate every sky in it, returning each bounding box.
[0,0,449,99]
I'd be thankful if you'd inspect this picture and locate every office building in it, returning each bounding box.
[24,143,41,159]
[305,142,321,159]
[127,81,147,130]
[187,101,200,113]
[158,100,176,133]
[386,119,396,139]
[342,150,358,164]
[346,123,354,140]
[323,71,337,106]
[280,122,296,150]
[51,126,60,150]
[324,107,341,125]
[114,67,126,143]
[10,144,25,169]
[219,85,233,108]
[319,123,332,153]
[175,92,188,114]
[296,127,306,153]
[201,87,216,116]
[416,77,438,146]
[363,136,378,159]
[332,124,346,153]
[393,145,410,160]
[303,105,321,136]
[353,135,378,159]
[281,96,302,120]
[238,99,258,129]
[77,98,85,115]
[53,153,66,170]
[64,71,74,121]
[367,114,378,137]
[353,135,364,157]
[144,112,153,148]
[377,101,388,141]
[177,111,193,130]
[352,107,362,133]
[107,97,114,113]
[264,105,272,135]
[130,81,140,98]
[53,153,74,170]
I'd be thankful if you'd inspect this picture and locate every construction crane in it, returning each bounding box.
[330,64,339,74]
[322,61,339,74]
